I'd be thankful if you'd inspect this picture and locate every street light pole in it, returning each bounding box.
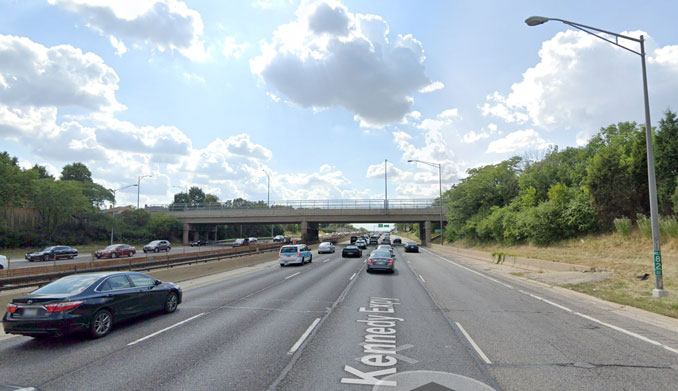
[384,159,388,209]
[137,175,152,210]
[110,184,137,245]
[526,16,666,297]
[408,159,444,245]
[263,170,273,238]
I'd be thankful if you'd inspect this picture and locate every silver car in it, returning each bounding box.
[318,242,335,254]
[367,250,395,273]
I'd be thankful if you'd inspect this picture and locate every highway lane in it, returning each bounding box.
[408,246,678,390]
[0,241,676,390]
[7,244,238,269]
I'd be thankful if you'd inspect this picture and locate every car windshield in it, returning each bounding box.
[371,251,391,258]
[148,241,160,245]
[41,246,55,251]
[31,274,103,295]
[280,247,298,253]
[105,245,118,250]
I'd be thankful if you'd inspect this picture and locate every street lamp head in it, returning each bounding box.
[407,160,414,163]
[525,16,550,26]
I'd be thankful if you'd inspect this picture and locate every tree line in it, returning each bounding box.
[443,110,678,245]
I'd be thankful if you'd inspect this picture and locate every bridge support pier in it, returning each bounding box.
[301,221,319,244]
[182,223,191,245]
[193,230,199,242]
[419,220,432,246]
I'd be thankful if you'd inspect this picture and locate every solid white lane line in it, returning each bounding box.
[456,322,492,364]
[573,312,664,347]
[350,272,357,280]
[285,272,301,280]
[128,313,205,346]
[323,259,330,263]
[419,274,425,283]
[288,318,321,354]
[517,290,573,313]
[424,249,513,289]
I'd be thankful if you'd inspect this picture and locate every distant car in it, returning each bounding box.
[25,246,78,262]
[342,245,362,258]
[190,239,208,247]
[143,240,171,253]
[377,244,395,258]
[248,237,258,244]
[232,238,250,247]
[279,244,312,266]
[95,244,136,259]
[404,242,419,253]
[273,235,285,243]
[367,250,395,273]
[318,242,335,254]
[381,237,391,245]
[355,239,367,249]
[0,255,7,270]
[393,238,402,245]
[350,236,358,244]
[2,271,182,339]
[369,237,379,246]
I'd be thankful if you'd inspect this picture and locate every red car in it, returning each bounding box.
[95,244,137,259]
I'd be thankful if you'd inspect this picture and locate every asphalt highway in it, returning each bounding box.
[8,244,234,269]
[0,242,676,390]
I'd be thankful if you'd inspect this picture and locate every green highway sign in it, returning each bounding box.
[435,229,443,233]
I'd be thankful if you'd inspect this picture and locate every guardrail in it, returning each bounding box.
[0,243,285,291]
[147,199,437,212]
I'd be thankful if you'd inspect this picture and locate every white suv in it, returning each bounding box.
[0,255,7,270]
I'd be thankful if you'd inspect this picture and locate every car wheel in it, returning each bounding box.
[309,255,312,263]
[90,309,113,338]
[129,253,133,257]
[154,248,159,253]
[43,255,49,262]
[112,253,117,259]
[167,247,171,252]
[280,264,285,267]
[164,291,179,314]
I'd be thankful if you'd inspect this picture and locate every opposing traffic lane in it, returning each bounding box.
[409,246,678,390]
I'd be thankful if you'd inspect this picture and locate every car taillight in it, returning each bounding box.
[6,303,17,313]
[44,301,84,313]
[297,252,300,257]
[387,260,394,264]
[368,259,374,263]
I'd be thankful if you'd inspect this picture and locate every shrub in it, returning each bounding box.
[659,215,678,238]
[613,217,632,236]
[636,214,652,237]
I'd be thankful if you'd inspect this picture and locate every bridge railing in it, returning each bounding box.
[147,199,438,212]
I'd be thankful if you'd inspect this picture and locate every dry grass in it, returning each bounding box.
[457,231,678,318]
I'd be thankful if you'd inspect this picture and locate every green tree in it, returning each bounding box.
[31,179,90,240]
[60,162,93,182]
[655,110,678,214]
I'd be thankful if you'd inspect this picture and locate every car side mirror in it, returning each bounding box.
[154,280,162,286]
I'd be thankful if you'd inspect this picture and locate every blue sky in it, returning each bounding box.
[1,0,677,207]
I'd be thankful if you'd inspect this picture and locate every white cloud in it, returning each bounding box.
[250,0,433,127]
[418,81,444,93]
[486,129,550,154]
[221,36,250,59]
[0,35,122,112]
[462,130,490,143]
[109,35,127,55]
[183,72,206,84]
[482,29,678,143]
[48,0,207,61]
[438,108,459,119]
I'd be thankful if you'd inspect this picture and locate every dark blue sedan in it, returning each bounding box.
[3,272,182,339]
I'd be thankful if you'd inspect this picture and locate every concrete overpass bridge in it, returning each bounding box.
[147,199,447,246]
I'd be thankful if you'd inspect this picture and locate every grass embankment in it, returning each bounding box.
[455,231,678,318]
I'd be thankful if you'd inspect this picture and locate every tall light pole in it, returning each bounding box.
[384,159,388,210]
[408,159,444,245]
[137,174,152,210]
[526,16,666,298]
[263,170,273,238]
[110,184,137,244]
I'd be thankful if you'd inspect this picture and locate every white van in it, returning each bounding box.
[279,244,312,266]
[0,255,7,270]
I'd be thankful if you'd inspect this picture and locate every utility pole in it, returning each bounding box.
[384,159,388,209]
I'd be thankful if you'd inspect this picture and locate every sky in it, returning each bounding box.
[1,0,677,208]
